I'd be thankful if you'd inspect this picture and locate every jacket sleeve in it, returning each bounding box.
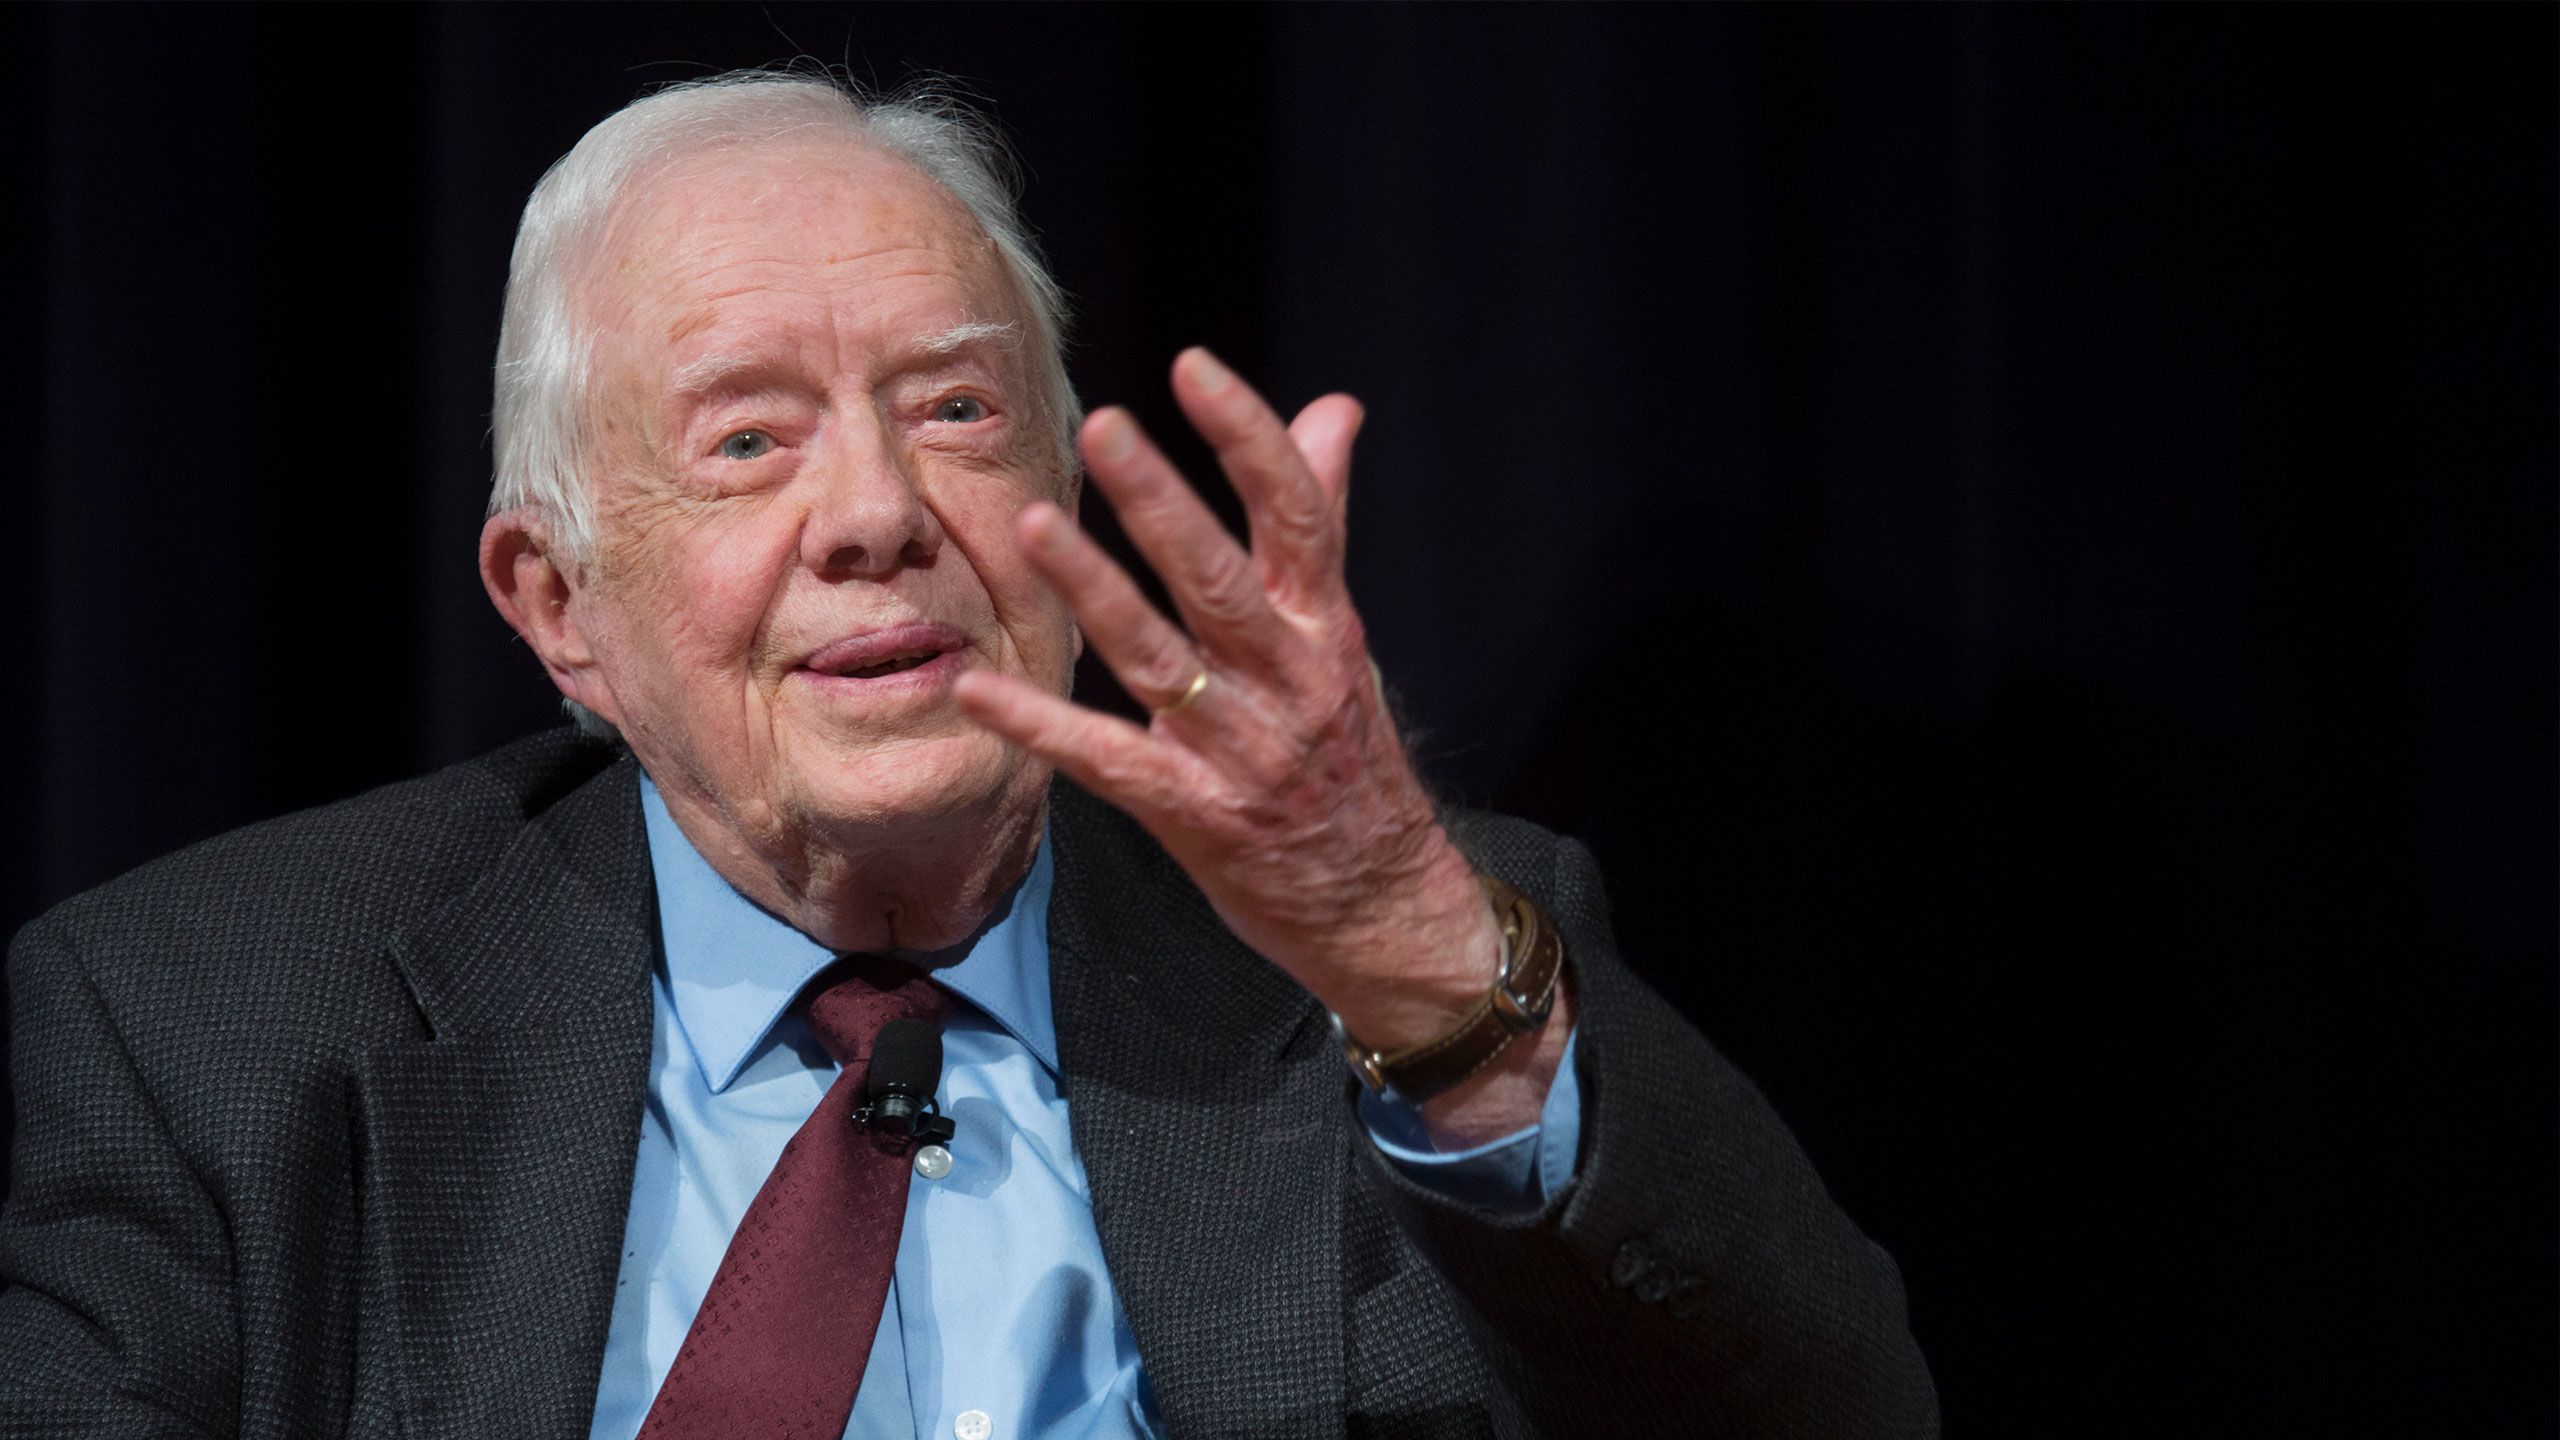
[1367,822,1940,1438]
[0,918,233,1438]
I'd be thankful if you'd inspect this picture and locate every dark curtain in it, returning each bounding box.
[5,3,2552,1433]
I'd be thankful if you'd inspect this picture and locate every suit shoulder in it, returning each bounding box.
[18,728,623,978]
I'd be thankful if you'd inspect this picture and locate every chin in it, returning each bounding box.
[791,727,1036,834]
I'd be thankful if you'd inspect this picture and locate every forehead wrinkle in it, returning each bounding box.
[658,244,981,349]
[591,131,981,330]
[661,315,1007,390]
[586,153,1028,438]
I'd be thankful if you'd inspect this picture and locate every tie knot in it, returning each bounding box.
[802,955,950,1070]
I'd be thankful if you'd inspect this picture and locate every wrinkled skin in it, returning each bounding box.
[483,136,1568,1142]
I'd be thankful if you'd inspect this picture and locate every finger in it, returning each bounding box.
[1080,407,1293,663]
[1015,500,1210,714]
[1170,348,1345,604]
[1287,393,1364,511]
[950,668,1212,824]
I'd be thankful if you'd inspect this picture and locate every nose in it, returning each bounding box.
[798,410,945,578]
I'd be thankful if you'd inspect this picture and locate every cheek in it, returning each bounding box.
[598,500,800,686]
[941,483,1074,670]
[685,524,797,661]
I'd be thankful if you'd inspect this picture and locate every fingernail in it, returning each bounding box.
[1182,348,1234,395]
[1090,410,1138,463]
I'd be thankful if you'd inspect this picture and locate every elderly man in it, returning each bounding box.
[1,74,1933,1438]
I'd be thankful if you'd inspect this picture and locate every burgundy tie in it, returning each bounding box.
[637,956,951,1440]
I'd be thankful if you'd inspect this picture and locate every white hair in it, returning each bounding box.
[488,69,1081,567]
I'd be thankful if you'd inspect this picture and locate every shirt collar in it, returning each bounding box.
[640,772,1059,1093]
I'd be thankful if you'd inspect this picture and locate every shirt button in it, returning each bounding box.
[954,1409,993,1440]
[914,1144,954,1181]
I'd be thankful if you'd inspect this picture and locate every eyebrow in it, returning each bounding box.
[914,320,1022,356]
[668,351,784,401]
[667,322,1022,401]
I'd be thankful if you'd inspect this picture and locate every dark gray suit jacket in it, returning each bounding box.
[1,731,1935,1438]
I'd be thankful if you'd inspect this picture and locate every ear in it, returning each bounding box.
[479,508,621,727]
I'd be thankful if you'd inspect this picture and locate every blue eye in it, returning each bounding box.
[716,429,774,460]
[933,396,987,424]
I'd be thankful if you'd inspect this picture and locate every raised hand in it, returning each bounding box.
[951,348,1570,1138]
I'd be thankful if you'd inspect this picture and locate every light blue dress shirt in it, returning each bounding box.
[588,775,1581,1440]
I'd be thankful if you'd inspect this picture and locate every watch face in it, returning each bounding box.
[1486,884,1562,1032]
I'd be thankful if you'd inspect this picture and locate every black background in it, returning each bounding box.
[5,3,2553,1434]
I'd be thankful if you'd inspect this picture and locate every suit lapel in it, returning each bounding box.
[355,755,657,1440]
[1046,783,1349,1439]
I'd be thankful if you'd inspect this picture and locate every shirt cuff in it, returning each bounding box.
[1356,1025,1582,1214]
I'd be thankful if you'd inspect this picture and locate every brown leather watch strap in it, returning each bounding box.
[1332,874,1566,1103]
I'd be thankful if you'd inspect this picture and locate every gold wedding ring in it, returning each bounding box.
[1157,669,1210,716]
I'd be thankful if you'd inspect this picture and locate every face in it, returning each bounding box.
[543,138,1076,866]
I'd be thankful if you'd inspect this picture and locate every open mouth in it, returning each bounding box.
[826,648,943,680]
[800,623,969,686]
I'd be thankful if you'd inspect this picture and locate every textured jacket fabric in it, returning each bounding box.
[0,730,1937,1438]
